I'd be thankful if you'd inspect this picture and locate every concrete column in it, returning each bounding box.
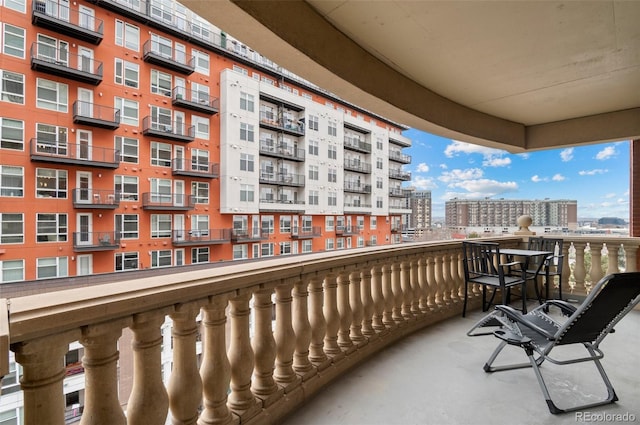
[607,243,620,274]
[391,263,404,323]
[572,242,588,296]
[590,242,604,284]
[410,257,421,315]
[251,288,279,405]
[400,260,413,319]
[274,282,300,391]
[426,256,438,310]
[381,264,395,327]
[417,257,429,312]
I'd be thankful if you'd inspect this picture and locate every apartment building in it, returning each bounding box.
[409,190,431,237]
[0,0,413,285]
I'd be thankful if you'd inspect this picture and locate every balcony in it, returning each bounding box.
[389,187,412,198]
[143,39,195,74]
[171,158,219,179]
[142,117,195,142]
[335,225,360,236]
[30,139,120,169]
[231,228,270,242]
[142,192,195,210]
[3,235,639,425]
[171,87,219,115]
[259,198,306,213]
[291,226,321,239]
[72,231,119,251]
[389,169,412,181]
[388,150,412,164]
[72,189,120,209]
[344,158,372,174]
[259,172,305,187]
[343,136,371,153]
[259,116,306,137]
[30,42,103,85]
[259,141,305,162]
[32,1,104,44]
[73,101,120,129]
[172,229,232,246]
[344,182,371,194]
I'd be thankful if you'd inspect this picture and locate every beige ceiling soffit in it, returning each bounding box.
[183,0,525,151]
[526,108,640,151]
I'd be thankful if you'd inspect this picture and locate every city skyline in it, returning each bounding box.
[404,129,630,222]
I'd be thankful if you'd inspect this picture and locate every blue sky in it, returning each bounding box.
[402,129,630,221]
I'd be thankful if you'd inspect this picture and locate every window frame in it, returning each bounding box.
[0,212,23,244]
[36,78,68,112]
[0,69,24,104]
[2,23,25,58]
[0,165,23,197]
[114,136,138,163]
[36,213,68,243]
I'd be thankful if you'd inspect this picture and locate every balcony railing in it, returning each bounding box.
[389,187,412,198]
[259,141,305,162]
[344,137,371,153]
[335,225,360,235]
[30,139,120,168]
[389,169,412,181]
[344,159,372,174]
[73,101,120,129]
[30,42,103,85]
[171,87,219,115]
[72,231,120,251]
[171,158,219,178]
[259,172,305,187]
[72,189,120,209]
[142,192,195,210]
[231,228,270,242]
[142,117,195,142]
[344,182,371,194]
[292,226,321,239]
[388,150,412,164]
[2,236,638,424]
[32,0,104,44]
[172,229,232,246]
[142,39,195,74]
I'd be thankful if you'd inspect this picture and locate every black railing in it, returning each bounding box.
[73,101,120,129]
[142,192,195,210]
[32,0,104,44]
[30,139,120,168]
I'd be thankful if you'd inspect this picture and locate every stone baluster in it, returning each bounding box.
[425,255,438,310]
[400,261,413,319]
[441,253,452,305]
[370,264,387,333]
[198,296,233,425]
[607,243,620,274]
[624,244,638,272]
[168,304,202,425]
[251,288,280,406]
[360,267,376,338]
[274,282,300,392]
[450,251,463,303]
[381,264,395,327]
[127,311,169,425]
[417,257,430,312]
[308,276,329,369]
[337,271,355,354]
[410,257,421,315]
[292,278,315,380]
[80,321,127,425]
[227,292,260,421]
[589,242,604,284]
[323,273,343,360]
[349,270,366,345]
[572,242,588,295]
[433,254,446,307]
[391,263,404,324]
[15,331,78,425]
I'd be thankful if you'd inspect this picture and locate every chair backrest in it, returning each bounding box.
[556,272,640,346]
[462,241,500,279]
[527,237,563,270]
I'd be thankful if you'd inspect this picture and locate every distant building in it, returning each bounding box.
[445,198,577,228]
[409,190,432,237]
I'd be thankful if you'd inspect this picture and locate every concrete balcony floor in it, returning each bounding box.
[282,304,640,425]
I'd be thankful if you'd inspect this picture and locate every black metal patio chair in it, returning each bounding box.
[477,272,640,414]
[526,237,564,303]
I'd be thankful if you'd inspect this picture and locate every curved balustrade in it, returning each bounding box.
[3,236,639,425]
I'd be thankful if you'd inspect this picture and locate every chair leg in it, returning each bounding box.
[462,282,468,317]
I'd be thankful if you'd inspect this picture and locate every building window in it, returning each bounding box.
[191,181,209,204]
[308,115,319,131]
[0,118,23,151]
[302,240,312,253]
[192,115,209,139]
[240,92,254,112]
[376,197,384,208]
[1,70,24,104]
[308,140,319,156]
[233,244,248,260]
[193,49,209,75]
[191,247,209,264]
[261,215,274,234]
[191,215,209,236]
[357,216,365,228]
[325,238,334,251]
[36,168,67,199]
[115,175,138,201]
[36,213,67,242]
[191,149,209,171]
[308,190,319,205]
[376,177,384,189]
[115,20,139,51]
[240,123,254,142]
[150,141,172,167]
[328,144,337,159]
[151,250,172,268]
[336,238,345,249]
[376,158,384,170]
[115,214,138,239]
[114,97,138,126]
[36,78,68,112]
[2,24,25,58]
[357,236,364,247]
[279,215,291,233]
[1,259,24,283]
[371,217,377,229]
[0,165,23,196]
[115,252,139,271]
[0,213,23,244]
[328,122,337,137]
[328,192,337,206]
[261,243,274,257]
[114,59,139,88]
[240,184,254,202]
[115,136,138,163]
[376,139,384,150]
[370,236,377,246]
[240,153,254,172]
[150,69,172,95]
[308,165,319,181]
[279,242,292,255]
[325,216,334,231]
[36,256,68,279]
[151,214,171,238]
[327,168,337,183]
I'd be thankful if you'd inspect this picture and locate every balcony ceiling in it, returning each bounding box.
[182,0,640,152]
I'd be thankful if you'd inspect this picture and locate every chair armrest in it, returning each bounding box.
[543,300,576,316]
[494,305,557,340]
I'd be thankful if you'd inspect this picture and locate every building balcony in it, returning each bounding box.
[388,150,412,164]
[343,137,371,153]
[142,193,195,210]
[259,198,306,213]
[72,231,119,252]
[73,101,120,129]
[259,172,305,187]
[344,182,371,194]
[30,42,103,85]
[172,229,232,246]
[344,159,372,174]
[259,116,305,137]
[389,187,412,198]
[389,169,412,181]
[344,202,372,212]
[30,139,120,169]
[72,189,120,209]
[389,134,412,147]
[143,39,195,74]
[171,158,219,179]
[3,235,639,425]
[142,117,195,142]
[32,1,104,44]
[335,225,360,235]
[231,228,270,242]
[259,141,305,162]
[171,87,219,115]
[291,226,321,239]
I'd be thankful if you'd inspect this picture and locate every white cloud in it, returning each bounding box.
[579,169,608,176]
[439,163,448,169]
[604,193,616,199]
[552,174,565,181]
[449,179,518,196]
[483,157,511,167]
[595,146,616,160]
[438,168,483,183]
[560,148,574,162]
[444,140,503,158]
[411,176,437,190]
[416,162,429,172]
[531,175,545,182]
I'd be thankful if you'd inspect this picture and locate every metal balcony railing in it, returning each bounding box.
[388,150,412,164]
[344,182,371,194]
[32,0,104,44]
[172,229,232,246]
[72,189,120,209]
[30,139,120,168]
[291,226,322,239]
[343,136,371,153]
[73,101,120,129]
[259,141,305,162]
[259,112,305,137]
[171,87,219,115]
[231,228,270,242]
[259,172,305,187]
[171,158,219,178]
[72,231,120,251]
[142,117,195,142]
[344,159,372,174]
[30,42,103,85]
[389,169,412,181]
[142,39,195,74]
[142,192,195,210]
